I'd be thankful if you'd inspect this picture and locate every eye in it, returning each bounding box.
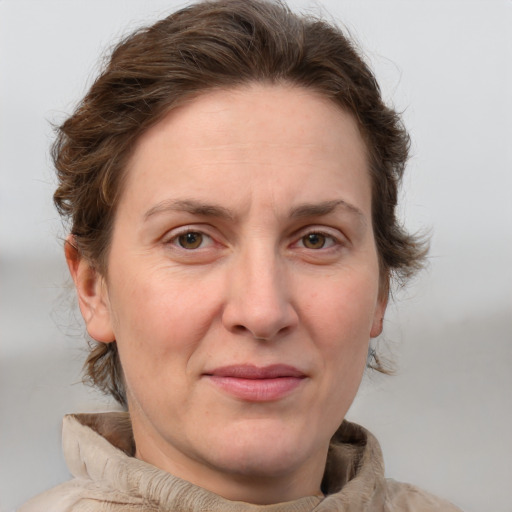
[302,233,327,249]
[163,226,225,264]
[167,230,214,250]
[177,231,205,250]
[298,231,337,250]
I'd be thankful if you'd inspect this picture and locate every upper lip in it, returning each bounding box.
[205,364,306,379]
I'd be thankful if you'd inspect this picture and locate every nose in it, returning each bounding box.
[221,246,298,341]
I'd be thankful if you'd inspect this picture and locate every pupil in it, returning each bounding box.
[179,232,202,249]
[305,233,325,249]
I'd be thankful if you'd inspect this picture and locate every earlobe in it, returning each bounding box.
[370,294,388,338]
[65,236,115,343]
[370,274,389,338]
[370,314,384,338]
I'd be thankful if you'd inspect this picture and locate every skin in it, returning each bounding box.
[67,84,387,504]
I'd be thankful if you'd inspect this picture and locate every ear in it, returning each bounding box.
[65,236,115,343]
[370,293,388,338]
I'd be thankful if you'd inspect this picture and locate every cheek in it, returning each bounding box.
[302,271,380,342]
[299,268,380,388]
[297,273,378,433]
[107,269,222,382]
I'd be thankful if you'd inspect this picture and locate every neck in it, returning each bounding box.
[131,418,327,504]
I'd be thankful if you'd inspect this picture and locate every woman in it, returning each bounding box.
[21,0,462,510]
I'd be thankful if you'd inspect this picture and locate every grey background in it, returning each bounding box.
[1,1,511,511]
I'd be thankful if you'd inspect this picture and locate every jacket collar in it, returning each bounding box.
[62,412,386,511]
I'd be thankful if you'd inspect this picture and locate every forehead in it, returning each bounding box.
[122,84,371,218]
[135,84,367,155]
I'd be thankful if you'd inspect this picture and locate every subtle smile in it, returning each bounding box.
[204,364,307,402]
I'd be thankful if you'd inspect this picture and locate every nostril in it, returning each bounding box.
[232,324,269,340]
[232,323,291,341]
[221,289,299,341]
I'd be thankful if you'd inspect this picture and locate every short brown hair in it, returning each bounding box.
[53,0,427,406]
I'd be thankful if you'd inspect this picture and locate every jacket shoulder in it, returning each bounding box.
[384,479,463,512]
[18,479,145,512]
[19,480,89,512]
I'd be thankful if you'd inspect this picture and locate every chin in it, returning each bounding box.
[202,418,313,478]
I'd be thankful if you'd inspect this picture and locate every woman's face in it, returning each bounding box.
[76,84,386,503]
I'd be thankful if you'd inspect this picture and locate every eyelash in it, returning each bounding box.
[165,229,215,250]
[294,230,341,251]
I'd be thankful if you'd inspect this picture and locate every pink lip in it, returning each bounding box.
[204,364,306,402]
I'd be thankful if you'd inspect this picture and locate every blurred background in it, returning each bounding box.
[1,1,511,510]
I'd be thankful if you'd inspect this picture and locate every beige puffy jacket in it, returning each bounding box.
[20,413,462,512]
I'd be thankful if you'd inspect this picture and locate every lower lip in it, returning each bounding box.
[207,376,304,402]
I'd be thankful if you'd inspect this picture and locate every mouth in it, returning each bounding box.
[203,364,307,402]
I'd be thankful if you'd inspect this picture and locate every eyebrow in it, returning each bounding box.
[144,199,235,221]
[143,198,366,225]
[290,199,365,224]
